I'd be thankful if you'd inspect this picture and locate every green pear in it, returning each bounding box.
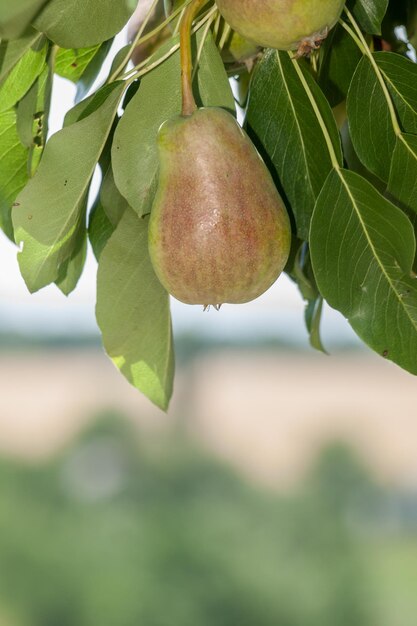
[215,0,345,53]
[148,107,291,307]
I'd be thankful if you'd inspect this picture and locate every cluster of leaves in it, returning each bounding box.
[248,0,417,364]
[0,0,416,409]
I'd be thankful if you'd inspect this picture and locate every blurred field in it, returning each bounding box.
[0,346,417,625]
[1,347,417,489]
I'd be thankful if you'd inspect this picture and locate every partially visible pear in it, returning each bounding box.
[215,0,345,54]
[148,107,291,306]
[164,0,260,64]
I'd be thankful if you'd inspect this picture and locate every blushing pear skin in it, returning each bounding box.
[148,108,291,307]
[215,0,345,53]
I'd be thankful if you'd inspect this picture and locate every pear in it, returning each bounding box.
[148,107,291,307]
[215,0,345,54]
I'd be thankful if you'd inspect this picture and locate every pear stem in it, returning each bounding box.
[180,0,210,116]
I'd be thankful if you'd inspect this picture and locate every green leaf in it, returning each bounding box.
[305,298,327,354]
[289,242,319,302]
[193,32,236,112]
[0,109,29,239]
[96,209,174,410]
[388,133,417,216]
[375,52,417,134]
[63,94,96,128]
[75,39,113,102]
[246,50,343,240]
[347,55,396,183]
[0,29,43,82]
[350,0,389,35]
[55,225,87,295]
[64,81,122,128]
[88,141,128,259]
[16,61,53,176]
[287,241,326,352]
[55,44,102,82]
[347,53,417,185]
[387,133,417,271]
[88,199,115,261]
[0,37,47,113]
[318,24,362,107]
[310,168,417,375]
[106,43,131,81]
[100,162,129,226]
[17,64,49,147]
[33,0,134,48]
[340,118,386,194]
[112,31,235,217]
[0,0,48,39]
[407,213,417,275]
[13,81,126,293]
[87,115,126,258]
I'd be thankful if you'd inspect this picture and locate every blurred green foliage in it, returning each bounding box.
[0,415,416,626]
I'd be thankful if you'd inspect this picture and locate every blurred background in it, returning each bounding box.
[2,331,417,626]
[2,5,417,624]
[2,229,417,626]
